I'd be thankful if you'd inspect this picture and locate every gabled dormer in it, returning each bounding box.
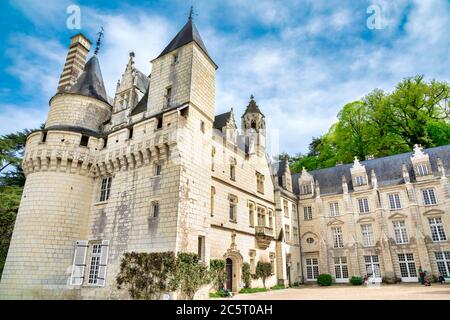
[350,156,369,191]
[213,109,237,145]
[410,144,433,181]
[298,167,314,199]
[276,159,293,192]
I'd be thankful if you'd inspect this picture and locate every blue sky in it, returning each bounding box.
[0,0,449,155]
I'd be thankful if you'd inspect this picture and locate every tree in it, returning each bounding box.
[209,259,226,291]
[255,261,272,289]
[0,130,31,175]
[116,251,177,300]
[175,252,209,300]
[0,186,22,278]
[242,262,252,288]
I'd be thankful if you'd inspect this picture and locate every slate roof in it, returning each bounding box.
[213,111,232,129]
[70,55,109,104]
[157,19,215,67]
[135,70,150,93]
[130,84,149,116]
[242,96,264,117]
[291,145,450,196]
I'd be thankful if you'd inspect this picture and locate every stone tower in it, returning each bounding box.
[241,95,266,155]
[0,34,111,299]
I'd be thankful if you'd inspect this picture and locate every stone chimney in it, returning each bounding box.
[57,33,92,93]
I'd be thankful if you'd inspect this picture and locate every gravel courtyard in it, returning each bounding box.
[229,284,450,300]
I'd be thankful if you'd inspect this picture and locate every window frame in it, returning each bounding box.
[393,220,409,244]
[429,217,447,242]
[422,188,437,205]
[332,227,344,248]
[388,193,402,210]
[303,206,313,220]
[361,224,374,247]
[358,198,370,213]
[99,177,112,202]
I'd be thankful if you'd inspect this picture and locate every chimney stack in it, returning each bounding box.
[57,33,92,93]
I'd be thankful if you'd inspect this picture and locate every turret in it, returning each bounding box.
[241,95,266,154]
[0,32,109,299]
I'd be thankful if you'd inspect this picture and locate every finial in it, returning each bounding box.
[129,51,135,58]
[188,5,195,21]
[250,94,255,100]
[94,27,105,55]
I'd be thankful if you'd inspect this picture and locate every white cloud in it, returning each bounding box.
[0,104,45,135]
[2,0,450,155]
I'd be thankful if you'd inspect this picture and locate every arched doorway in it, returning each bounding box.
[226,258,233,291]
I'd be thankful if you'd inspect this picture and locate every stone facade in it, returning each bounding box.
[0,17,449,300]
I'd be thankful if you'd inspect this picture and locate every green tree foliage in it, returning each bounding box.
[209,259,226,291]
[175,252,209,300]
[242,262,252,288]
[255,261,272,289]
[288,76,450,173]
[0,186,22,278]
[116,251,177,300]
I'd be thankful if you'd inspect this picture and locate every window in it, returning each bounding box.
[152,202,159,218]
[416,163,429,176]
[388,193,402,210]
[200,120,205,133]
[173,53,179,64]
[210,187,216,217]
[429,217,447,242]
[248,203,255,227]
[293,227,298,245]
[99,177,112,202]
[358,198,370,213]
[257,207,266,227]
[361,224,374,247]
[230,163,236,181]
[393,220,409,244]
[165,87,172,107]
[284,199,289,217]
[229,195,237,222]
[285,225,290,243]
[128,128,134,140]
[268,210,273,228]
[364,255,381,278]
[156,116,163,129]
[304,206,313,220]
[41,131,48,143]
[355,175,366,186]
[398,253,417,278]
[300,184,312,195]
[155,163,162,176]
[211,147,216,171]
[305,258,319,280]
[422,189,437,205]
[80,135,89,147]
[256,172,265,194]
[332,227,344,248]
[88,244,102,285]
[334,257,349,280]
[329,202,339,217]
[306,237,314,244]
[292,204,297,220]
[435,251,450,277]
[197,236,205,263]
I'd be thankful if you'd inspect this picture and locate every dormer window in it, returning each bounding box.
[300,184,312,195]
[416,163,429,176]
[355,175,366,186]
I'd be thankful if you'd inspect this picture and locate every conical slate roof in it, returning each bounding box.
[70,55,109,104]
[157,19,211,62]
[242,95,265,117]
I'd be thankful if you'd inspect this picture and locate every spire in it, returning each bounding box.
[242,95,265,117]
[157,14,212,63]
[70,54,109,104]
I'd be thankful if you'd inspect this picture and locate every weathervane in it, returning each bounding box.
[94,27,104,55]
[188,5,197,20]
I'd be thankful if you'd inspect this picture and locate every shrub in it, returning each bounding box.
[209,259,226,291]
[116,251,177,300]
[350,276,363,285]
[239,287,267,294]
[255,261,272,289]
[175,252,210,300]
[317,274,333,286]
[242,262,252,288]
[209,291,228,298]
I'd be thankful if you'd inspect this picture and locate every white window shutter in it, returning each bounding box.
[70,240,88,285]
[97,240,110,287]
